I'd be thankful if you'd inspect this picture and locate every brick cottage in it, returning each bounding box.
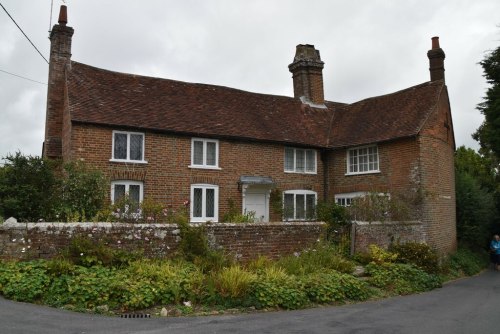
[42,6,456,254]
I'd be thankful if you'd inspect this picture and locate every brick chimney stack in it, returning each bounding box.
[288,44,325,105]
[43,5,74,159]
[427,36,445,82]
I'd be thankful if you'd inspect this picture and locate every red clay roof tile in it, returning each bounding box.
[67,61,445,149]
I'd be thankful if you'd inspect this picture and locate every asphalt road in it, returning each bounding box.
[1,270,499,334]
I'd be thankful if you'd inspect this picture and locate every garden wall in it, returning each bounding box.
[0,218,325,262]
[353,221,426,254]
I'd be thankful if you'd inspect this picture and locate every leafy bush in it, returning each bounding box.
[276,243,355,275]
[0,153,59,221]
[222,199,256,223]
[125,259,203,306]
[44,266,124,310]
[442,248,488,277]
[251,274,309,310]
[212,266,257,299]
[366,262,442,295]
[57,162,107,222]
[302,271,370,303]
[367,244,398,264]
[61,236,141,268]
[0,261,50,302]
[390,242,440,274]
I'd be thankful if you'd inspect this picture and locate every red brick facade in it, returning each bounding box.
[67,124,324,220]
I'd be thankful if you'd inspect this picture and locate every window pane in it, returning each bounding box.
[206,142,216,166]
[114,133,127,159]
[349,151,358,173]
[205,188,215,218]
[284,148,294,171]
[129,185,140,204]
[296,150,305,172]
[306,194,316,219]
[193,141,204,165]
[296,194,305,219]
[305,150,315,172]
[193,188,202,217]
[129,184,141,211]
[284,194,294,220]
[130,134,143,161]
[114,184,126,202]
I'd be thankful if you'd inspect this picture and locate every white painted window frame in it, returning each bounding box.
[334,191,367,207]
[283,189,317,221]
[190,184,219,222]
[284,147,317,174]
[189,138,221,169]
[346,145,379,175]
[110,130,147,163]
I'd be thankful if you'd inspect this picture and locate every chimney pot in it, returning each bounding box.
[431,36,440,49]
[58,5,68,26]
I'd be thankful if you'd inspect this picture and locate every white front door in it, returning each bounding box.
[244,189,269,222]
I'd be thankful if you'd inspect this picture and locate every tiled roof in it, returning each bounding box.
[67,61,445,149]
[327,80,445,148]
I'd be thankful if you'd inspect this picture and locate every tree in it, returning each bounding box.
[473,45,500,160]
[454,146,499,249]
[0,153,108,222]
[0,152,59,221]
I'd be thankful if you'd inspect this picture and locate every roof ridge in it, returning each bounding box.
[348,80,444,106]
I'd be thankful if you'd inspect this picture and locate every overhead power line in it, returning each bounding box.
[0,2,49,64]
[0,68,47,86]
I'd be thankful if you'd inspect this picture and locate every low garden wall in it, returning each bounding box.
[0,218,325,262]
[353,220,426,254]
[0,218,428,260]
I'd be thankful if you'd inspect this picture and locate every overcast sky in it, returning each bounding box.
[1,0,499,159]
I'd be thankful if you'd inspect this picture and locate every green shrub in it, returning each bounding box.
[61,236,141,268]
[276,243,355,275]
[251,276,308,310]
[0,261,50,302]
[367,244,398,264]
[213,266,257,299]
[443,248,488,277]
[44,266,125,310]
[303,271,371,304]
[0,153,59,221]
[366,262,442,295]
[125,259,203,306]
[57,161,107,222]
[390,242,440,274]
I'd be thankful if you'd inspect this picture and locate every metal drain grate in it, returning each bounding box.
[120,313,151,318]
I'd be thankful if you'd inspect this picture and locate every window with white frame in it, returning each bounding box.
[334,192,366,207]
[111,131,146,162]
[191,138,219,168]
[284,147,316,173]
[347,145,379,174]
[111,180,144,215]
[190,184,219,222]
[283,190,317,221]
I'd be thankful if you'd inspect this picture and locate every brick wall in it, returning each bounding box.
[353,221,426,253]
[0,219,325,262]
[67,123,324,219]
[327,138,421,203]
[418,87,457,254]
